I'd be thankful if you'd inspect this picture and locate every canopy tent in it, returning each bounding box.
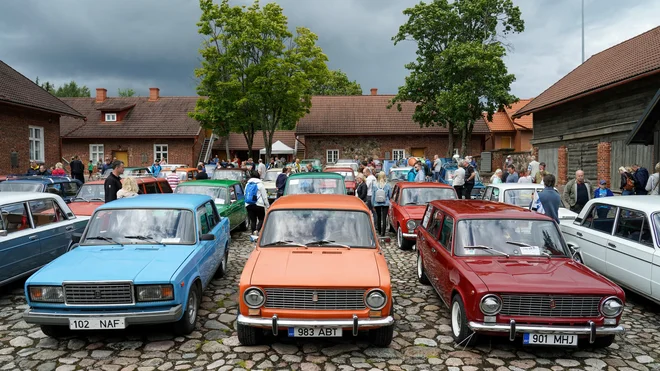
[259,140,295,155]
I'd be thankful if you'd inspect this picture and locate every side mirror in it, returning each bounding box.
[71,233,82,244]
[0,230,7,237]
[201,233,215,241]
[567,242,579,251]
[249,234,259,243]
[567,242,581,262]
[230,199,237,204]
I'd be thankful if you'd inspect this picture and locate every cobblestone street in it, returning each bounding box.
[1,231,660,371]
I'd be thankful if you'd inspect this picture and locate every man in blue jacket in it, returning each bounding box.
[533,174,561,223]
[632,164,649,195]
[594,179,614,218]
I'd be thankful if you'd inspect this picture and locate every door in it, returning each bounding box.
[0,202,41,284]
[204,201,225,276]
[562,203,616,274]
[420,208,442,291]
[411,148,425,157]
[227,186,239,229]
[114,151,129,166]
[432,214,455,303]
[29,199,73,266]
[606,207,653,295]
[388,185,401,230]
[196,205,216,287]
[233,184,247,227]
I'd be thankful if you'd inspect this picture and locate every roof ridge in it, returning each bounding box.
[589,25,660,59]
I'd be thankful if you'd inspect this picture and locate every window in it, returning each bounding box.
[583,203,617,233]
[422,205,434,229]
[197,206,210,235]
[89,144,104,163]
[158,180,173,193]
[154,144,168,162]
[614,208,652,246]
[229,186,237,202]
[427,210,443,240]
[326,149,339,164]
[45,184,62,196]
[205,202,219,229]
[483,187,493,200]
[392,149,405,162]
[29,126,45,162]
[105,113,117,122]
[143,181,159,194]
[439,216,454,250]
[0,203,31,233]
[500,136,512,148]
[62,182,80,197]
[490,188,500,201]
[234,184,245,200]
[29,199,66,227]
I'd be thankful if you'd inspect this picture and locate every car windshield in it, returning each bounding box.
[454,219,568,257]
[76,184,105,200]
[264,171,279,181]
[286,178,345,195]
[401,188,456,205]
[336,163,358,171]
[126,168,151,176]
[0,183,42,192]
[83,208,195,245]
[213,170,244,181]
[175,185,225,202]
[260,209,375,248]
[389,169,410,181]
[504,189,537,207]
[328,171,355,181]
[302,159,321,167]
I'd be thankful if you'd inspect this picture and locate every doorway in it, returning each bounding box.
[113,151,129,166]
[411,148,425,157]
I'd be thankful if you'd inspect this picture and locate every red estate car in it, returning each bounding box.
[324,167,356,195]
[388,182,457,250]
[416,200,625,348]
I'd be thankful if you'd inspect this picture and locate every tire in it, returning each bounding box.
[237,320,265,346]
[238,214,249,232]
[369,324,394,347]
[40,325,69,338]
[173,284,200,335]
[214,248,229,278]
[397,226,414,250]
[387,215,394,233]
[417,251,430,285]
[450,295,478,347]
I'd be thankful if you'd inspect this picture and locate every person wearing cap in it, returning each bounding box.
[593,180,614,218]
[150,159,163,177]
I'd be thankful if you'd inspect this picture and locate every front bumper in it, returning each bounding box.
[23,305,183,326]
[468,319,625,343]
[237,314,394,336]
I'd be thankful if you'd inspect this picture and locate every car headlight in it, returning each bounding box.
[365,289,387,310]
[137,285,174,302]
[29,286,64,303]
[600,297,624,318]
[243,287,265,308]
[479,294,502,315]
[406,220,417,232]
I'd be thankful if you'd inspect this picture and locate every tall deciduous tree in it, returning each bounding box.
[192,0,328,161]
[118,88,136,97]
[310,69,362,96]
[389,0,524,156]
[55,81,91,97]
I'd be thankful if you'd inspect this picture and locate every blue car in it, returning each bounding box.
[0,193,88,287]
[439,161,485,198]
[23,194,231,337]
[0,176,83,203]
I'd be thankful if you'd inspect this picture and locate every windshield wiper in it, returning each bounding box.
[72,197,88,202]
[463,245,509,258]
[85,236,123,246]
[505,241,552,259]
[404,202,419,206]
[261,240,307,248]
[123,235,165,246]
[306,240,351,249]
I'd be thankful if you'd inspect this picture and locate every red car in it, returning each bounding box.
[388,182,457,250]
[324,167,356,195]
[416,200,625,348]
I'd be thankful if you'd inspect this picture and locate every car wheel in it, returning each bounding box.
[239,214,249,232]
[417,251,430,285]
[214,248,229,278]
[369,324,394,347]
[237,319,265,345]
[173,284,200,335]
[397,226,413,250]
[40,325,69,338]
[387,215,394,233]
[451,295,478,347]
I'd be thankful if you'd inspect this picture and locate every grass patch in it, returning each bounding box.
[216,299,225,308]
[236,360,248,369]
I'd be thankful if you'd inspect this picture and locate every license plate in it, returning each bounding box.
[69,317,125,330]
[523,333,577,346]
[288,327,342,337]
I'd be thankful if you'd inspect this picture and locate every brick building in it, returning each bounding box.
[295,89,488,164]
[0,60,83,175]
[60,88,208,168]
[514,26,660,188]
[484,99,534,152]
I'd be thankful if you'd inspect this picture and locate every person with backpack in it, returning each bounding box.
[645,163,660,195]
[619,166,636,195]
[632,164,649,195]
[245,170,270,235]
[371,172,391,236]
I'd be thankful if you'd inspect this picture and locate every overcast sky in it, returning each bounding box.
[1,0,658,100]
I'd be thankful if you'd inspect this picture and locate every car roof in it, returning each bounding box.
[0,192,63,204]
[390,167,412,171]
[6,176,76,184]
[175,167,198,171]
[324,167,355,172]
[271,194,369,211]
[179,179,238,187]
[397,181,453,189]
[487,183,544,190]
[429,199,552,220]
[267,168,283,172]
[215,168,248,172]
[586,195,660,214]
[97,194,212,210]
[288,172,344,179]
[84,177,163,185]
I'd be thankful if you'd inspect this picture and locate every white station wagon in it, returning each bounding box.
[561,196,660,303]
[481,183,578,223]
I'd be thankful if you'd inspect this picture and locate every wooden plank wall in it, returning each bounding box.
[610,140,653,190]
[567,142,598,182]
[538,148,558,175]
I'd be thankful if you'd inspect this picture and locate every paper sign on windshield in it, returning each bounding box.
[161,238,181,243]
[519,245,541,255]
[289,179,299,185]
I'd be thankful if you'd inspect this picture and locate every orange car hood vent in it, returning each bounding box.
[291,250,313,254]
[321,251,343,254]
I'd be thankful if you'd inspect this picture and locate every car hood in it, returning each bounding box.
[401,205,426,220]
[559,207,578,220]
[262,180,277,190]
[250,248,380,287]
[461,258,617,295]
[68,201,104,216]
[28,245,195,284]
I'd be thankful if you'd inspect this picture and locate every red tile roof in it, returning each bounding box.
[214,130,297,151]
[60,96,202,138]
[484,99,534,132]
[515,26,660,117]
[506,99,533,130]
[484,111,514,132]
[295,95,489,135]
[0,60,83,118]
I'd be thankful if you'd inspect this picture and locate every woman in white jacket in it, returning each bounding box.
[245,171,270,234]
[646,163,660,195]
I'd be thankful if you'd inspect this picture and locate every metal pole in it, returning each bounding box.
[582,0,585,63]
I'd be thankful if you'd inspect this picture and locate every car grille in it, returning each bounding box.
[264,288,366,310]
[64,283,134,305]
[500,294,601,318]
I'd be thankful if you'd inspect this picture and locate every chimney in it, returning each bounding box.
[370,88,378,96]
[96,88,107,103]
[149,87,160,101]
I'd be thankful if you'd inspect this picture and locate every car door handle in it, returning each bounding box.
[29,235,38,241]
[65,226,74,231]
[608,242,617,248]
[431,248,436,253]
[576,232,583,237]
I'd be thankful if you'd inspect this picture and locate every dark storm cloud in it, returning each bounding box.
[0,0,657,99]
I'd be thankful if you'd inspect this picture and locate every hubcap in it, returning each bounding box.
[451,301,461,337]
[417,253,423,278]
[187,291,197,325]
[397,227,402,248]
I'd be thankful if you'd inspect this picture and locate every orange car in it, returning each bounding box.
[236,194,394,346]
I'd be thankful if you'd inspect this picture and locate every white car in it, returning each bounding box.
[262,168,282,201]
[561,196,660,303]
[481,183,578,223]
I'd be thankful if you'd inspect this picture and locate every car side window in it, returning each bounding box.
[144,182,159,194]
[159,181,173,193]
[62,182,79,197]
[427,210,443,240]
[229,187,237,201]
[483,187,493,200]
[392,186,399,203]
[197,206,210,235]
[490,188,499,201]
[0,202,31,233]
[615,208,652,246]
[439,216,454,251]
[29,199,66,227]
[582,203,617,234]
[421,205,433,229]
[205,202,219,229]
[46,183,62,195]
[234,184,244,200]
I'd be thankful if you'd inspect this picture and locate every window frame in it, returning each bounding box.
[154,144,168,162]
[326,149,339,164]
[613,207,653,247]
[426,210,444,240]
[62,182,80,198]
[581,203,619,235]
[392,149,405,162]
[104,113,117,122]
[500,136,512,148]
[89,144,104,163]
[0,202,33,233]
[234,184,245,200]
[29,126,45,163]
[197,206,210,236]
[439,216,454,252]
[205,201,220,230]
[28,199,66,227]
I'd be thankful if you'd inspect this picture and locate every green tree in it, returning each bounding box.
[310,69,362,96]
[54,81,91,97]
[192,0,328,160]
[389,0,524,156]
[36,77,56,94]
[118,88,136,97]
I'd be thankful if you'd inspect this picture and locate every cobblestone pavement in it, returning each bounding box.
[1,231,660,371]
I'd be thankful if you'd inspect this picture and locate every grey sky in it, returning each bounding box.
[1,0,658,100]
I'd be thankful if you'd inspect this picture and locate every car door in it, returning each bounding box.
[0,202,40,284]
[388,185,401,230]
[227,186,239,229]
[562,203,616,274]
[650,213,660,300]
[205,201,226,273]
[233,184,247,227]
[28,199,74,266]
[196,204,216,287]
[419,207,442,290]
[606,207,653,295]
[431,214,455,303]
